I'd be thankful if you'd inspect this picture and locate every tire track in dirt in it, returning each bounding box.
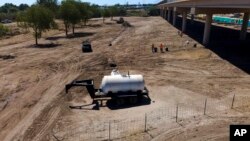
[6,23,122,140]
[31,107,61,141]
[3,73,79,141]
[0,18,124,140]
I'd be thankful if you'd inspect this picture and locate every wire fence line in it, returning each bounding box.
[46,94,250,141]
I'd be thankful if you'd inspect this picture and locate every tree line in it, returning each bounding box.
[15,0,129,45]
[0,3,29,21]
[1,0,159,45]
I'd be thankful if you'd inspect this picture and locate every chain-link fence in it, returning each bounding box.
[47,94,250,141]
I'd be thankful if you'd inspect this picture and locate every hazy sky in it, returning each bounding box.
[0,0,161,6]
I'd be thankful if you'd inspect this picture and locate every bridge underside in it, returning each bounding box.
[158,0,250,45]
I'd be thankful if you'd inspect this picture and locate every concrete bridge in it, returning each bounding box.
[157,0,250,45]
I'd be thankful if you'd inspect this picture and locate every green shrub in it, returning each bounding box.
[147,6,160,16]
[0,23,9,37]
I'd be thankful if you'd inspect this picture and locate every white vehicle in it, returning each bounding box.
[66,70,150,105]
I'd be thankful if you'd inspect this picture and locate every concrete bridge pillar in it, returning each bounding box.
[191,14,194,25]
[203,13,213,45]
[168,9,172,21]
[182,12,187,32]
[240,12,249,40]
[173,10,177,26]
[164,9,167,20]
[162,9,164,18]
[163,9,167,20]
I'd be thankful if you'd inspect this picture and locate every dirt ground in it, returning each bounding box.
[0,16,250,141]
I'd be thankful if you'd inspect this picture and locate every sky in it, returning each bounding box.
[0,0,161,6]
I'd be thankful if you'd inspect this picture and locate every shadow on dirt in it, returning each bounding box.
[69,103,98,110]
[28,43,62,48]
[68,96,151,111]
[84,24,102,28]
[105,22,116,25]
[106,96,151,110]
[172,16,250,74]
[0,55,15,60]
[46,32,95,41]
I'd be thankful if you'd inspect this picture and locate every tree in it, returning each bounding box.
[147,6,160,16]
[0,3,29,21]
[19,5,55,45]
[18,4,29,11]
[0,3,18,13]
[108,6,119,20]
[76,2,93,26]
[90,4,102,18]
[0,23,9,37]
[83,10,93,26]
[102,8,110,23]
[60,0,81,36]
[0,13,7,21]
[16,11,29,32]
[118,7,127,16]
[37,0,58,13]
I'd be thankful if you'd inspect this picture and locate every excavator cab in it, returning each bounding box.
[82,40,92,53]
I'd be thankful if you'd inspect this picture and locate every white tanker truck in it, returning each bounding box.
[66,70,150,105]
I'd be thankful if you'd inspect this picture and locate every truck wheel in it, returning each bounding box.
[116,98,125,106]
[129,97,138,104]
[137,95,143,102]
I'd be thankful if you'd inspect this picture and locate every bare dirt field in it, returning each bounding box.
[0,16,250,141]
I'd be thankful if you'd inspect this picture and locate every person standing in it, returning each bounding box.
[151,44,155,53]
[165,43,169,52]
[160,43,163,53]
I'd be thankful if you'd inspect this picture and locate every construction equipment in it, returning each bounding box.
[116,17,125,24]
[82,40,92,52]
[65,70,150,105]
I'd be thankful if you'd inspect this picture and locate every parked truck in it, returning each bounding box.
[66,70,150,105]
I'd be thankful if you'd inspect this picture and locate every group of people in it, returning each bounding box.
[151,43,168,53]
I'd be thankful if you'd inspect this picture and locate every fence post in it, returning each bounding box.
[231,94,235,109]
[176,104,178,122]
[108,121,111,141]
[204,98,207,115]
[144,113,147,132]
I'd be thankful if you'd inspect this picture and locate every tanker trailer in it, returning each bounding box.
[65,70,150,105]
[100,70,145,94]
